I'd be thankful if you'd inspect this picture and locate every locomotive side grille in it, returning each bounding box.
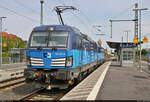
[51,58,66,67]
[30,58,44,66]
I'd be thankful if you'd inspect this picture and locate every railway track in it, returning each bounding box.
[0,61,105,100]
[20,87,45,100]
[0,77,25,90]
[20,88,68,101]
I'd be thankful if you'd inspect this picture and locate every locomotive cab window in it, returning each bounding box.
[30,31,69,48]
[30,32,49,47]
[48,31,69,47]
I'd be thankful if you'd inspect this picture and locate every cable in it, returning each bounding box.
[79,10,93,24]
[70,0,96,33]
[70,0,93,24]
[58,0,66,6]
[13,0,39,14]
[111,4,135,19]
[70,11,95,37]
[0,3,39,23]
[56,0,95,36]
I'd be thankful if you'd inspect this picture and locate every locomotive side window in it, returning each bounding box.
[30,32,49,47]
[79,39,83,49]
[73,35,81,49]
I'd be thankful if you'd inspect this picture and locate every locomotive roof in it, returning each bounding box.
[33,25,80,32]
[33,25,96,44]
[81,33,96,44]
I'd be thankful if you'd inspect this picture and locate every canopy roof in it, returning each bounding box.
[107,41,136,49]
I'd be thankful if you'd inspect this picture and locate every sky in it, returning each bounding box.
[0,0,150,50]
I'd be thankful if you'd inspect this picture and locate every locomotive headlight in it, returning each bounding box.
[66,56,73,67]
[26,56,31,66]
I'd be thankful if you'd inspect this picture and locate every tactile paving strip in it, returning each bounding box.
[61,61,111,100]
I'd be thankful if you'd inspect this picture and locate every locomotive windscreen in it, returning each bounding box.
[30,31,69,47]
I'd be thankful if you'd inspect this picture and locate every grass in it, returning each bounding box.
[136,55,148,62]
[2,62,11,64]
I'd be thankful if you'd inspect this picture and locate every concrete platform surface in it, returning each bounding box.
[1,63,26,71]
[0,63,26,82]
[96,60,150,100]
[61,61,111,100]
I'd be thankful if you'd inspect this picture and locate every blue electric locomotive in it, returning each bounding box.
[24,25,104,89]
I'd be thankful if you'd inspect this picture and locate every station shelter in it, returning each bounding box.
[10,48,26,63]
[107,41,136,66]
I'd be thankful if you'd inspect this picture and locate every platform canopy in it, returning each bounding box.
[107,41,136,49]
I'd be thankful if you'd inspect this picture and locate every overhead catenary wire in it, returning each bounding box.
[55,0,107,41]
[70,0,101,35]
[58,0,66,6]
[0,3,39,23]
[57,0,95,35]
[111,4,135,19]
[42,0,66,24]
[71,0,94,25]
[70,11,95,34]
[71,1,92,24]
[13,0,40,14]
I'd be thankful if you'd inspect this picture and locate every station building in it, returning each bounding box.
[107,41,137,66]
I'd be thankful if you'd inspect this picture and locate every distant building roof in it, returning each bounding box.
[1,32,17,39]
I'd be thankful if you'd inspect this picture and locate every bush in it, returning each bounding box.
[2,52,11,58]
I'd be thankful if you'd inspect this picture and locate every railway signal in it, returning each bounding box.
[133,36,148,44]
[143,36,148,43]
[133,37,138,44]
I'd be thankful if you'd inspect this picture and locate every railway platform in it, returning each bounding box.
[61,59,150,100]
[0,63,26,82]
[1,63,26,70]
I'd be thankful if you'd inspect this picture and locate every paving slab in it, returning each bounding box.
[61,61,111,100]
[0,63,26,82]
[96,60,150,100]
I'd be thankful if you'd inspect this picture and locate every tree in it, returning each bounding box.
[141,49,147,55]
[2,33,26,57]
[136,49,148,56]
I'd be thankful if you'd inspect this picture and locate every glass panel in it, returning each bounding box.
[30,32,48,47]
[123,51,134,61]
[48,31,68,47]
[128,51,133,60]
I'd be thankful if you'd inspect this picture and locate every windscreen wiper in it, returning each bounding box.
[37,46,43,50]
[51,46,57,51]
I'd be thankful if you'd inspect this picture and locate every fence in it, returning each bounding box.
[2,48,26,64]
[2,57,26,64]
[2,57,11,63]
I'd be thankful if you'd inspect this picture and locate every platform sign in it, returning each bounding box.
[120,43,136,47]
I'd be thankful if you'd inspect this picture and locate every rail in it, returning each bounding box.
[0,77,25,89]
